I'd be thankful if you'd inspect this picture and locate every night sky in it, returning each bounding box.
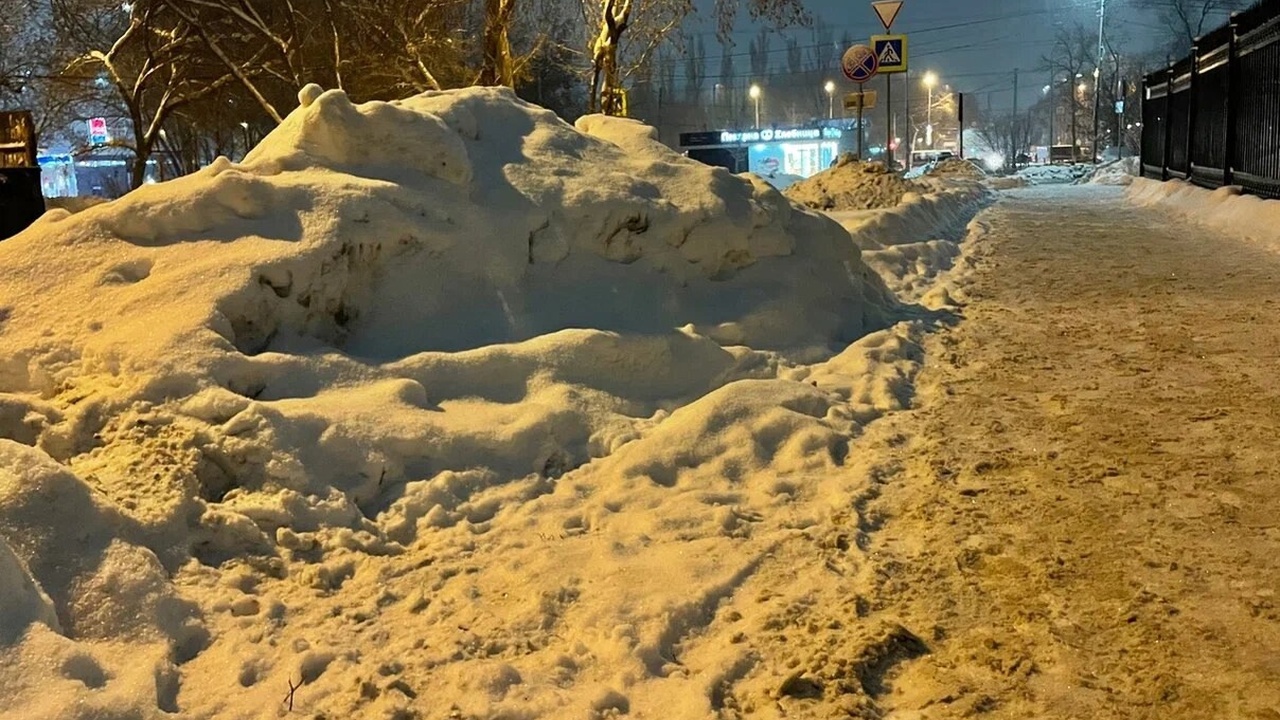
[690,0,1231,114]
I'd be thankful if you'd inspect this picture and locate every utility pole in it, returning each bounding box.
[1012,67,1020,167]
[927,82,933,147]
[905,68,912,160]
[1048,72,1056,150]
[1092,0,1107,163]
[886,73,894,167]
[1113,48,1123,158]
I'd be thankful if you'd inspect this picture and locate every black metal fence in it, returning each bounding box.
[1141,0,1280,199]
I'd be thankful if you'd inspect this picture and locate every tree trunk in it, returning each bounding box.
[130,152,149,189]
[601,27,624,115]
[594,0,630,116]
[479,0,516,86]
[1070,102,1079,155]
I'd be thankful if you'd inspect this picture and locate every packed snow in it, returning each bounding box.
[759,172,805,192]
[922,157,988,181]
[783,156,921,211]
[1129,178,1280,250]
[0,86,990,719]
[1085,156,1140,186]
[1016,163,1093,185]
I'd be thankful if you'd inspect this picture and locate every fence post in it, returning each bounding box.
[1224,21,1239,186]
[1186,44,1198,178]
[1162,66,1173,181]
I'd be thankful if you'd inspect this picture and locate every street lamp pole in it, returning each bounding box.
[1092,0,1106,163]
[923,71,938,149]
[750,84,762,128]
[825,80,835,120]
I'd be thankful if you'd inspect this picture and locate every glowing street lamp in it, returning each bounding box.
[923,71,939,148]
[824,80,836,120]
[749,84,762,128]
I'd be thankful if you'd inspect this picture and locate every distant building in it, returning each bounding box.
[679,124,852,178]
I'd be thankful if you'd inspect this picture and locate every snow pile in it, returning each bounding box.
[829,180,994,305]
[0,86,946,719]
[1016,163,1093,185]
[924,157,988,181]
[784,155,921,211]
[1085,156,1140,185]
[1128,178,1280,250]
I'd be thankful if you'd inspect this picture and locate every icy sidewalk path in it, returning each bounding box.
[809,184,1280,718]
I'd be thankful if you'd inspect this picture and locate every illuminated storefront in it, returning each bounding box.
[679,126,848,179]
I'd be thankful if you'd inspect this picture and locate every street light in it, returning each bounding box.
[1093,0,1107,163]
[923,71,938,148]
[749,84,762,128]
[824,80,836,120]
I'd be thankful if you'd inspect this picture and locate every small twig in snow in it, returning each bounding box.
[284,676,300,712]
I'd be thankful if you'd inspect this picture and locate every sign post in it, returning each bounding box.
[871,1,905,167]
[842,44,880,160]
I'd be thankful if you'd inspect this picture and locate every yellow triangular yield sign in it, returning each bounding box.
[873,0,903,31]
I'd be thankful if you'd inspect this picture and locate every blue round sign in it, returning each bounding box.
[842,44,879,84]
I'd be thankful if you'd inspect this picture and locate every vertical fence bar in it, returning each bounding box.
[1224,21,1238,187]
[1186,46,1197,178]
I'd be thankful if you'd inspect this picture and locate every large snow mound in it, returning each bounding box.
[784,156,922,211]
[0,87,948,718]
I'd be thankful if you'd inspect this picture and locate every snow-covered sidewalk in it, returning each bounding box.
[835,184,1280,718]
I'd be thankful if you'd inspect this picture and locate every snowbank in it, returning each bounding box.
[829,180,994,304]
[1016,163,1093,185]
[0,86,974,719]
[1085,156,1140,185]
[924,157,988,181]
[784,155,921,211]
[1128,178,1280,250]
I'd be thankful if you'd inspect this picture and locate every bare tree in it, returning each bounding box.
[806,18,834,73]
[584,0,689,114]
[683,33,705,104]
[748,28,770,80]
[785,37,802,75]
[0,0,90,148]
[479,0,520,85]
[0,0,43,103]
[713,39,736,125]
[342,0,473,97]
[584,0,808,116]
[53,0,253,188]
[658,45,676,97]
[1041,23,1096,154]
[1135,0,1250,56]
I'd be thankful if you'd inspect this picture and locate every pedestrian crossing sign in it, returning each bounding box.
[872,35,908,74]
